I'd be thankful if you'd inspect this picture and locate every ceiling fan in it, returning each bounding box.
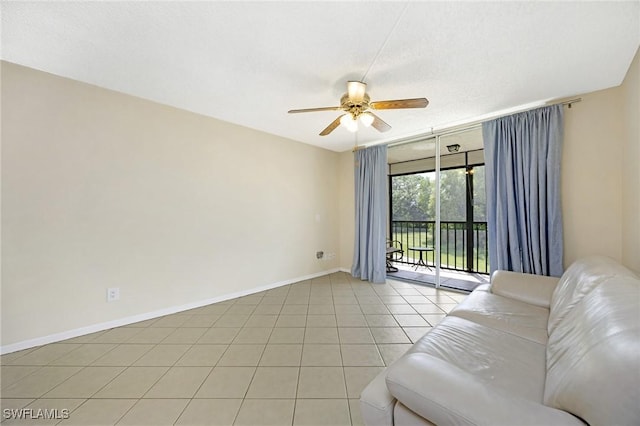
[288,81,428,136]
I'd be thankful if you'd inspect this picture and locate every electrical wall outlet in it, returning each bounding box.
[107,287,120,302]
[316,251,324,259]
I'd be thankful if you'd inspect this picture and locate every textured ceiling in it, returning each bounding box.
[2,2,638,152]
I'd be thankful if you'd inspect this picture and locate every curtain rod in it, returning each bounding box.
[353,97,582,152]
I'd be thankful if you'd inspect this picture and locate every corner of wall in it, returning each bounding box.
[621,47,640,273]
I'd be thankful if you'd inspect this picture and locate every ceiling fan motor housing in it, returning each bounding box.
[340,93,370,119]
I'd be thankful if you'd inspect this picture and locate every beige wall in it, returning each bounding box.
[621,48,640,273]
[1,62,340,349]
[563,47,639,271]
[561,87,625,266]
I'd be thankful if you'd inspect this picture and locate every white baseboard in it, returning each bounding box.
[1,268,340,355]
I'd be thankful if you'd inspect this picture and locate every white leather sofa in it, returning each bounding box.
[360,256,640,426]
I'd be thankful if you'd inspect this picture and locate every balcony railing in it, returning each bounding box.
[390,220,489,274]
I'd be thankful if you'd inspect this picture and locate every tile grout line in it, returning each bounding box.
[334,276,353,425]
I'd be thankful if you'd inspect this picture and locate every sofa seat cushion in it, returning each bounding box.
[385,353,584,426]
[407,316,547,401]
[448,288,550,344]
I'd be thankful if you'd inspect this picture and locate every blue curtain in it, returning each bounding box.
[482,105,564,277]
[351,145,388,283]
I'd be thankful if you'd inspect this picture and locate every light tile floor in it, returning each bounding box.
[1,272,466,425]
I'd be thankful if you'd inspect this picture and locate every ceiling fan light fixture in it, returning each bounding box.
[360,112,374,127]
[347,81,367,103]
[340,114,358,132]
[288,79,428,136]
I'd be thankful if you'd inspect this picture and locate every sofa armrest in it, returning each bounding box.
[490,270,560,308]
[360,369,395,426]
[385,353,583,426]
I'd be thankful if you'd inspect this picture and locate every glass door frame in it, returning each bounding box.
[435,135,441,288]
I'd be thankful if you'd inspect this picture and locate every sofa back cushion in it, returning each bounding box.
[544,275,640,425]
[548,255,637,334]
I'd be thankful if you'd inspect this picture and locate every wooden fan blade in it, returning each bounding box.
[370,98,429,110]
[369,113,391,133]
[319,115,344,136]
[288,106,342,114]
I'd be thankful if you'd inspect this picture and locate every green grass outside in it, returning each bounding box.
[390,231,489,273]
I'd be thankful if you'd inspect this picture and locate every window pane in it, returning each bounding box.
[391,172,434,221]
[439,169,466,222]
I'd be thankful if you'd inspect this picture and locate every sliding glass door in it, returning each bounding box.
[387,136,441,286]
[387,127,487,290]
